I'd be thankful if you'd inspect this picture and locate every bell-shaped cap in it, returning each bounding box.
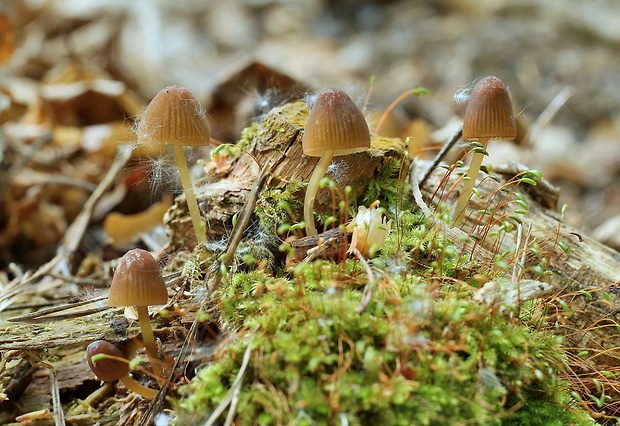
[86,340,129,382]
[108,249,168,307]
[462,76,516,141]
[302,89,371,157]
[137,85,211,147]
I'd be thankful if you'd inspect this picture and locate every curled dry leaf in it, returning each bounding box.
[103,195,172,247]
[41,60,144,126]
[0,13,15,65]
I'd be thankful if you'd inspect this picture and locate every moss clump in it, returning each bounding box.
[254,182,305,234]
[175,267,592,425]
[360,155,407,208]
[238,121,259,151]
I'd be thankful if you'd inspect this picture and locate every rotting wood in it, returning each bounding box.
[164,101,406,251]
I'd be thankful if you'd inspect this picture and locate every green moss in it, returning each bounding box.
[175,278,591,425]
[172,116,594,425]
[360,155,409,208]
[237,121,260,151]
[254,182,305,234]
[374,209,470,281]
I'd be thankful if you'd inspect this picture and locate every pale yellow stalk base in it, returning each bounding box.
[137,305,164,386]
[119,375,158,398]
[304,150,334,236]
[453,139,488,227]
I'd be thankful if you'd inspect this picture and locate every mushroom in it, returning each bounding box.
[108,249,168,373]
[302,89,371,236]
[86,340,158,398]
[137,85,210,245]
[453,76,516,227]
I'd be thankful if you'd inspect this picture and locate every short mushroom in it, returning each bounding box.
[453,76,516,227]
[108,249,168,373]
[302,89,371,235]
[137,85,210,245]
[86,340,158,398]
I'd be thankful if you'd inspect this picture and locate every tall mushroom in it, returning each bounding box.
[108,249,168,375]
[453,76,516,227]
[86,340,158,398]
[137,85,210,245]
[302,89,371,236]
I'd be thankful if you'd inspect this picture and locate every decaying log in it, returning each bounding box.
[165,101,406,249]
[415,160,620,366]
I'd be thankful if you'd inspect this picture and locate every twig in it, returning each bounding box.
[224,372,242,426]
[8,295,107,322]
[57,146,133,270]
[354,249,378,314]
[524,86,574,150]
[410,158,433,217]
[204,339,253,426]
[419,124,462,188]
[44,273,106,286]
[210,163,271,293]
[50,368,66,426]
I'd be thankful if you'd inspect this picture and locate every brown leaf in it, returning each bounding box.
[0,13,15,65]
[207,61,310,142]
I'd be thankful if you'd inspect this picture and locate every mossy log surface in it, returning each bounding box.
[416,161,620,366]
[164,101,406,249]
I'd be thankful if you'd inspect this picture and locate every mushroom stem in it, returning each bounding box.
[119,375,159,398]
[136,305,164,384]
[172,144,207,245]
[453,138,489,227]
[304,149,334,236]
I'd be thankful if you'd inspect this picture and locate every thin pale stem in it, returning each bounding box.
[304,150,334,236]
[137,305,164,385]
[172,144,207,245]
[453,138,489,227]
[119,375,158,398]
[374,88,427,135]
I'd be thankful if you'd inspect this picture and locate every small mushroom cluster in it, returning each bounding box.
[87,86,210,398]
[86,78,514,398]
[86,249,168,398]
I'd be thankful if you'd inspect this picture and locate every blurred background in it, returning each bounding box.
[2,0,620,263]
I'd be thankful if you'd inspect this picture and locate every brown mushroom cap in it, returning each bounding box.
[86,340,129,382]
[462,76,516,141]
[137,85,211,147]
[302,89,371,157]
[108,249,168,307]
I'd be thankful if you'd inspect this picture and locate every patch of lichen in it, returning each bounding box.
[175,269,592,425]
